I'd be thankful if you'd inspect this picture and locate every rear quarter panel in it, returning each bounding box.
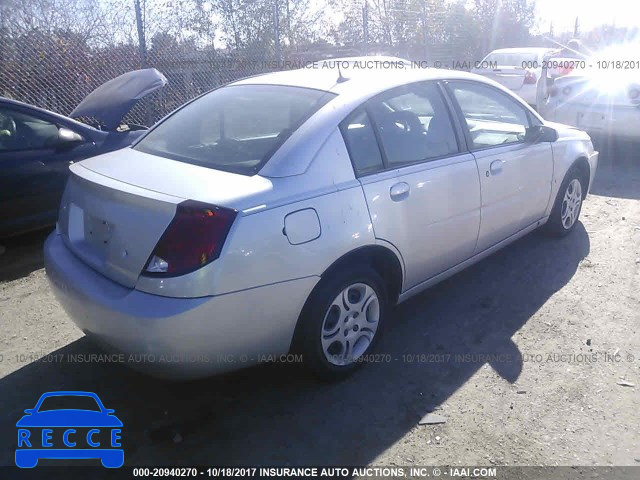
[134,128,378,298]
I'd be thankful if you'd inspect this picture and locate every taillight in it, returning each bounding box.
[143,200,237,277]
[524,70,537,84]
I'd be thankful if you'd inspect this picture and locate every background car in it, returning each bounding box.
[44,63,597,381]
[472,47,554,108]
[0,68,166,239]
[536,53,640,143]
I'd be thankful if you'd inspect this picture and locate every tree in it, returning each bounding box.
[472,0,536,53]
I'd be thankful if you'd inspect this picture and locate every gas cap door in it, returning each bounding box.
[283,208,321,245]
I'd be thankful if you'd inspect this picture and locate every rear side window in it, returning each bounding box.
[135,85,335,175]
[340,107,384,176]
[368,83,459,166]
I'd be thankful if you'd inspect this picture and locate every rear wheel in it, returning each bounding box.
[544,168,585,236]
[295,266,387,381]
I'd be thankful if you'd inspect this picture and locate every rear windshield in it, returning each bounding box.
[484,52,540,67]
[134,84,335,175]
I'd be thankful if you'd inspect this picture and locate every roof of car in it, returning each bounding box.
[488,47,554,54]
[231,61,484,96]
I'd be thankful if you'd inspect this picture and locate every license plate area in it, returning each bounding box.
[67,203,112,262]
[85,212,113,250]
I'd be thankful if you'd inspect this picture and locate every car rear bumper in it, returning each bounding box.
[546,102,640,140]
[44,232,319,380]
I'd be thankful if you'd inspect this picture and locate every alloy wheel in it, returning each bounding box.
[320,283,380,366]
[561,178,582,230]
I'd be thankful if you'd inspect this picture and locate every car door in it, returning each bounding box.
[340,82,481,291]
[0,105,93,235]
[445,81,553,254]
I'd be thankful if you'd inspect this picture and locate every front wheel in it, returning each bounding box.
[294,266,387,381]
[544,169,585,236]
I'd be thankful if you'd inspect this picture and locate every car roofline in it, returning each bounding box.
[487,47,554,53]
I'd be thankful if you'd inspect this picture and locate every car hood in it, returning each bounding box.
[544,120,591,142]
[70,68,167,131]
[16,410,123,428]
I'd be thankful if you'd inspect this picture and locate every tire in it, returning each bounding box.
[544,167,586,236]
[294,265,388,381]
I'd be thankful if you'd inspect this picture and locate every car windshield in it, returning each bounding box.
[38,395,102,412]
[134,84,335,175]
[484,52,539,67]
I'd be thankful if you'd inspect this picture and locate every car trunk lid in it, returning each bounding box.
[58,168,182,288]
[58,149,273,287]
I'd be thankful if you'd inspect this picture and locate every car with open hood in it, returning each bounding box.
[0,68,167,238]
[45,61,598,381]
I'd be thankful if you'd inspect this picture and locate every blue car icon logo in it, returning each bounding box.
[15,391,123,468]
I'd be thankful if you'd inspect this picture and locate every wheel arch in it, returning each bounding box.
[288,244,404,353]
[570,156,591,198]
[319,244,404,305]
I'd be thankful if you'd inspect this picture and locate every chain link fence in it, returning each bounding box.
[0,0,550,127]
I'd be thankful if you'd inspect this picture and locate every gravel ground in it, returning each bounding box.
[1,143,639,472]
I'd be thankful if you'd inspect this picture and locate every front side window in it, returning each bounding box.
[367,83,459,167]
[135,85,335,175]
[449,82,530,149]
[0,108,60,152]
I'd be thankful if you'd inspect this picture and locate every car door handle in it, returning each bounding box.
[390,182,410,201]
[489,159,504,175]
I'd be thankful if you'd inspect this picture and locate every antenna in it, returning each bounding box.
[337,63,349,83]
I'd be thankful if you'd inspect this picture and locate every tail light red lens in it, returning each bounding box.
[524,70,537,84]
[143,200,237,277]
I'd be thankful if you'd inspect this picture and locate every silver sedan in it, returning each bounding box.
[45,62,598,380]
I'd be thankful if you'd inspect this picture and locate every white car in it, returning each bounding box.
[537,62,640,141]
[45,63,598,380]
[472,47,554,108]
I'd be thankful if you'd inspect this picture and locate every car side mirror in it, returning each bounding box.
[105,409,115,414]
[526,125,558,143]
[57,127,84,147]
[24,409,34,414]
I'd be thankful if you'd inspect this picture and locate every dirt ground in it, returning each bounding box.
[1,142,639,473]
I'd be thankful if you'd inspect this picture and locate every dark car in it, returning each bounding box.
[0,68,166,238]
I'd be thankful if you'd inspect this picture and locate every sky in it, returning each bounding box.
[534,0,640,34]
